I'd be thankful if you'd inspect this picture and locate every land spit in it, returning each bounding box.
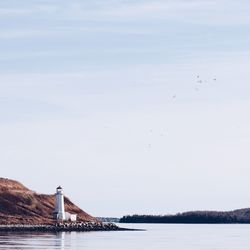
[0,222,136,232]
[0,178,141,232]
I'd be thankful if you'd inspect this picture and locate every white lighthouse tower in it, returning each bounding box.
[54,186,66,221]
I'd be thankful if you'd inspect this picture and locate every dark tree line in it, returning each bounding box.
[120,209,250,224]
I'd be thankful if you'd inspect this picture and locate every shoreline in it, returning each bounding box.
[0,222,138,232]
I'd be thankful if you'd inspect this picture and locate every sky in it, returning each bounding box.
[1,0,250,217]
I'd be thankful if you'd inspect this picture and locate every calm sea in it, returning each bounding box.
[0,223,250,249]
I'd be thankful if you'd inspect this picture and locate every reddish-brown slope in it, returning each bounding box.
[0,178,98,224]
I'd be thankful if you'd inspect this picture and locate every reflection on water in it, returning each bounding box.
[55,232,65,249]
[1,224,250,249]
[0,231,68,250]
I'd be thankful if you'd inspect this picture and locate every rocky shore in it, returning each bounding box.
[0,222,133,232]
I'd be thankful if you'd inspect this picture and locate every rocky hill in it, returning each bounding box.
[0,178,98,224]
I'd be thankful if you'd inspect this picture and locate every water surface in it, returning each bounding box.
[1,224,250,249]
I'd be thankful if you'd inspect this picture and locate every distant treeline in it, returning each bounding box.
[120,209,250,224]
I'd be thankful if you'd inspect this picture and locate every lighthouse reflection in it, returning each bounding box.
[55,232,65,250]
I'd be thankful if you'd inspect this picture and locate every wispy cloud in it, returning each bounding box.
[54,0,218,23]
[1,0,250,25]
[0,0,250,73]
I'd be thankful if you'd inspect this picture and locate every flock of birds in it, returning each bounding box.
[195,75,217,92]
[172,75,217,99]
[148,75,218,149]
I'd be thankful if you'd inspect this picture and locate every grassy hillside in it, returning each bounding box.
[0,178,98,224]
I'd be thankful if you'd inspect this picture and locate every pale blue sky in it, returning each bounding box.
[1,0,250,217]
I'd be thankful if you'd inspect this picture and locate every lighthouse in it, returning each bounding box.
[54,186,66,221]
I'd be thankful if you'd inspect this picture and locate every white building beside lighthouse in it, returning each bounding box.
[53,186,77,222]
[54,186,66,220]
